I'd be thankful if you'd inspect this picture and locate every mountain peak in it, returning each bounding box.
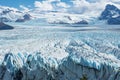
[105,4,118,10]
[99,4,120,20]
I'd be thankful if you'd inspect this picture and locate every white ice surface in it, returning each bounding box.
[0,23,120,80]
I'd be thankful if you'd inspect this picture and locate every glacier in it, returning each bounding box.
[0,24,120,80]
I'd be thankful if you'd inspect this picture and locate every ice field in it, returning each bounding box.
[0,23,120,80]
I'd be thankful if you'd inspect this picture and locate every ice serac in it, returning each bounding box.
[62,40,120,80]
[0,53,24,80]
[0,40,120,80]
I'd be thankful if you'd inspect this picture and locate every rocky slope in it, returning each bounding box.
[0,22,14,30]
[107,16,120,24]
[15,14,32,22]
[99,4,120,20]
[99,4,120,24]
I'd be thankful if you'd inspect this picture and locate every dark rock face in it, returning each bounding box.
[49,21,69,24]
[99,4,120,20]
[23,14,31,20]
[15,14,31,22]
[15,19,25,22]
[0,22,14,30]
[99,4,120,25]
[56,21,68,24]
[75,20,88,24]
[1,9,13,15]
[107,16,120,24]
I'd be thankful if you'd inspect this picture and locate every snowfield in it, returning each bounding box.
[0,23,120,80]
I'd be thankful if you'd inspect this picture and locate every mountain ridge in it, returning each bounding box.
[0,4,120,25]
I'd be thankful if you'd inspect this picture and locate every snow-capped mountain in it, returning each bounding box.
[0,6,33,22]
[99,4,120,24]
[36,12,90,24]
[0,6,23,22]
[1,4,120,25]
[27,4,120,25]
[15,14,32,22]
[107,16,120,24]
[99,4,120,20]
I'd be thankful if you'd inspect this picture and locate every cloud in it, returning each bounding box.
[34,0,70,12]
[19,5,30,12]
[33,0,120,16]
[34,1,53,11]
[56,2,70,8]
[110,0,120,4]
[0,5,19,11]
[67,0,120,16]
[54,2,70,12]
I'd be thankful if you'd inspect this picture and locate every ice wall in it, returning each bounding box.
[0,40,120,80]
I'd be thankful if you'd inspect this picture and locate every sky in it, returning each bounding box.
[0,0,35,8]
[0,0,120,15]
[0,0,70,8]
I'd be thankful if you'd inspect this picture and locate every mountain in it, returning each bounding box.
[0,6,24,22]
[15,14,32,22]
[99,4,120,20]
[23,14,31,20]
[0,6,33,22]
[45,13,90,25]
[99,4,120,24]
[107,16,120,24]
[74,20,88,24]
[0,6,91,24]
[3,4,120,25]
[0,22,14,30]
[0,17,10,22]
